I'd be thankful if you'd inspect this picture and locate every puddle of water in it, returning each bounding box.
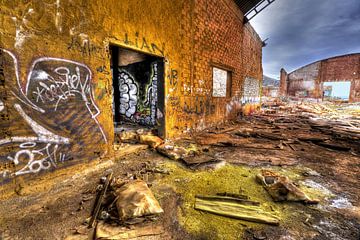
[301,179,333,196]
[330,196,354,209]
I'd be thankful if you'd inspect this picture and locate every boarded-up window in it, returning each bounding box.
[212,67,231,97]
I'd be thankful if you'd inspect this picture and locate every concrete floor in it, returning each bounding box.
[0,111,359,240]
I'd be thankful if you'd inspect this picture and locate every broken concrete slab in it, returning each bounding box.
[119,131,139,143]
[139,135,164,148]
[156,143,197,161]
[256,170,319,204]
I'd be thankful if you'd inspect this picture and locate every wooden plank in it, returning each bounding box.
[194,197,280,225]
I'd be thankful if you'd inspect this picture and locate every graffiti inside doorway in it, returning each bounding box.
[110,46,165,135]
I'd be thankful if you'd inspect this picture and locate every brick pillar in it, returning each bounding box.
[279,68,288,96]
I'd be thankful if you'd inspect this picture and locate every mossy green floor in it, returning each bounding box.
[152,162,332,240]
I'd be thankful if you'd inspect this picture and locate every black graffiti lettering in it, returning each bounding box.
[151,43,165,56]
[124,33,134,46]
[123,33,165,56]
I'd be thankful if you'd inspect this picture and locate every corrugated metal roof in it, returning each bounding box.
[233,0,264,15]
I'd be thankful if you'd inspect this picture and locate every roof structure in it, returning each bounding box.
[233,0,275,22]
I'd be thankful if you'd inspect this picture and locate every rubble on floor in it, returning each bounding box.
[256,169,319,204]
[3,100,360,240]
[96,222,164,239]
[115,180,163,220]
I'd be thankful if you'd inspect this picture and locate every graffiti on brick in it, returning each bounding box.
[183,96,215,116]
[123,32,165,56]
[117,62,158,126]
[67,35,104,58]
[242,77,260,104]
[118,70,138,118]
[0,48,107,182]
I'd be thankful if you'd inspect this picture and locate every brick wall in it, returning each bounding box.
[175,0,263,132]
[283,53,360,102]
[0,0,263,186]
[320,54,360,102]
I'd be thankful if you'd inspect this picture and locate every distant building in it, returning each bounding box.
[262,75,279,97]
[280,53,360,102]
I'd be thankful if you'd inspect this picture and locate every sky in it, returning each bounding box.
[250,0,360,79]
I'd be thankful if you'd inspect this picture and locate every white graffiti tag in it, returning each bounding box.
[119,71,138,118]
[150,63,158,125]
[26,57,107,142]
[4,142,66,177]
[0,49,107,179]
[0,100,4,112]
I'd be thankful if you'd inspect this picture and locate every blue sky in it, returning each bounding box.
[250,0,360,79]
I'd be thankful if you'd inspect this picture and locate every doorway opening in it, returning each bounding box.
[322,81,351,101]
[110,45,165,138]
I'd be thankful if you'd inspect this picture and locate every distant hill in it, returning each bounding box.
[263,75,279,87]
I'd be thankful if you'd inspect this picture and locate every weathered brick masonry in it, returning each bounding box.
[280,53,360,102]
[0,0,262,185]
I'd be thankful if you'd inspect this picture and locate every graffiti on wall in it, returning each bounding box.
[119,70,138,118]
[0,48,107,182]
[183,96,215,116]
[67,35,104,58]
[117,62,158,126]
[242,77,260,104]
[123,32,165,56]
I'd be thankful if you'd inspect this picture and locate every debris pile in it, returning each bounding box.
[256,169,319,204]
[261,100,360,140]
[68,162,170,239]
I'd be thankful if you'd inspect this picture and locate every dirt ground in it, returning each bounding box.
[0,105,359,240]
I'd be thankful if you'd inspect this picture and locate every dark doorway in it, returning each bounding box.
[110,46,165,137]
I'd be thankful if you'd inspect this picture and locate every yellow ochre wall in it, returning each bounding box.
[0,0,262,185]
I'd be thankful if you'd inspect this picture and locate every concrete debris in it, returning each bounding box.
[261,100,360,140]
[156,144,187,160]
[256,170,319,204]
[194,195,280,225]
[115,180,163,220]
[96,221,164,239]
[120,131,139,143]
[139,134,164,148]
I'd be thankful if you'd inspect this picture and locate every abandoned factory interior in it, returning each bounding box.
[0,0,359,239]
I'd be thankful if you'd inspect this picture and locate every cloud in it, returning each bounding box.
[250,0,360,78]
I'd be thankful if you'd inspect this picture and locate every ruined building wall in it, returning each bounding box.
[175,0,263,132]
[0,0,262,186]
[319,54,360,102]
[281,53,360,102]
[287,61,321,98]
[279,68,288,96]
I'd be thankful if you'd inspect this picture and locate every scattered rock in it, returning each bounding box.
[156,144,189,160]
[120,131,139,143]
[256,170,319,204]
[139,135,164,148]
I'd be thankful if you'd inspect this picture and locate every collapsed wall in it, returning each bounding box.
[280,53,360,102]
